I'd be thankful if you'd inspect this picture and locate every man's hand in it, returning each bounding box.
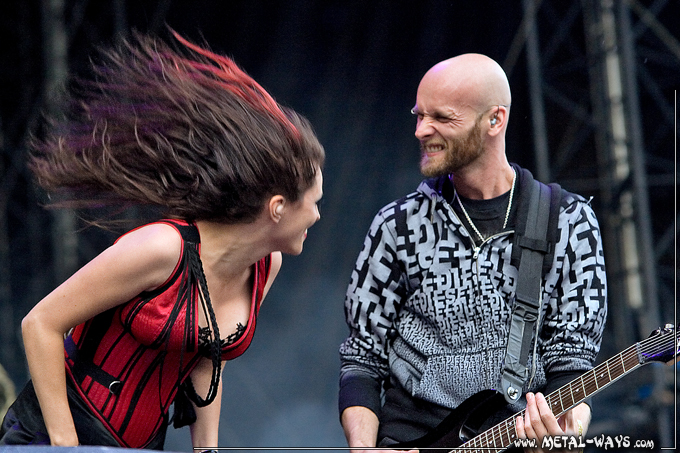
[515,392,591,453]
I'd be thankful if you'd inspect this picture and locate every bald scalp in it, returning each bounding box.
[420,54,511,111]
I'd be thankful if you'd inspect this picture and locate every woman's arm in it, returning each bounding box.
[189,359,225,449]
[21,223,182,445]
[187,251,281,448]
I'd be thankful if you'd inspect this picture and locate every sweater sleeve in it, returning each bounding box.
[540,198,608,375]
[338,206,410,417]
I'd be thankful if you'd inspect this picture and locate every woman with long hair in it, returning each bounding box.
[0,31,325,449]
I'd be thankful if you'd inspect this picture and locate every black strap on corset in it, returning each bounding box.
[65,335,122,395]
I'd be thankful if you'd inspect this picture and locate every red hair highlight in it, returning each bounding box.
[170,30,300,139]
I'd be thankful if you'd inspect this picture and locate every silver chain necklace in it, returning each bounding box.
[454,169,516,243]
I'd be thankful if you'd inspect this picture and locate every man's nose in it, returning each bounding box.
[415,117,435,140]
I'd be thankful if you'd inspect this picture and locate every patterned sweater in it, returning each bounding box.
[338,168,608,417]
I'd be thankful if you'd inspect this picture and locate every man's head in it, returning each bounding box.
[412,54,511,177]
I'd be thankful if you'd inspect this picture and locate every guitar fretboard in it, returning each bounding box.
[451,343,642,453]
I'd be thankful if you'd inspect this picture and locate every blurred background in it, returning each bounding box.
[0,1,677,451]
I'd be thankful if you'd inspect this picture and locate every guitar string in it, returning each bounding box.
[552,330,678,409]
[639,331,678,355]
[454,330,676,451]
[506,348,638,448]
[459,348,635,450]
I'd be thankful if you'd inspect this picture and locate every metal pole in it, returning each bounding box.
[616,1,670,446]
[43,0,79,285]
[522,0,551,182]
[0,126,13,383]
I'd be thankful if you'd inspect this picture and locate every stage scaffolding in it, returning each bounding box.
[507,0,677,446]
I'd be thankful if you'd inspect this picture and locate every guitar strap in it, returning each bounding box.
[501,172,560,404]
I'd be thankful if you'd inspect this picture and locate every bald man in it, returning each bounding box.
[338,54,607,453]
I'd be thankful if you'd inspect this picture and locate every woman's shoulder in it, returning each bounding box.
[112,221,185,288]
[117,221,184,249]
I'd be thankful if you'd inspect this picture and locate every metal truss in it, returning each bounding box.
[509,0,678,447]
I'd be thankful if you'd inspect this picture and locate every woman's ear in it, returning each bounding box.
[269,195,286,222]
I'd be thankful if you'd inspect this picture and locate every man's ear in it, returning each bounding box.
[269,195,286,222]
[488,105,508,136]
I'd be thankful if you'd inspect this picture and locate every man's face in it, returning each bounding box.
[414,104,485,178]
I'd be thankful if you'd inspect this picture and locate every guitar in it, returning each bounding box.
[395,324,679,453]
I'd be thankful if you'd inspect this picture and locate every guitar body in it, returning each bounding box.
[394,389,509,452]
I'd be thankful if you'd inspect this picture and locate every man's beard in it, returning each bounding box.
[419,117,484,177]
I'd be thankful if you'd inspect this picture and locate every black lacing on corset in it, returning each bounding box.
[199,322,245,349]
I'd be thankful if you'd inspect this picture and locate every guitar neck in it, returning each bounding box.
[454,343,644,452]
[545,343,642,416]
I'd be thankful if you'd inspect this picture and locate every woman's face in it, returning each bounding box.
[277,169,323,255]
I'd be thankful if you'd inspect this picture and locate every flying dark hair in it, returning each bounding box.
[30,31,325,223]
